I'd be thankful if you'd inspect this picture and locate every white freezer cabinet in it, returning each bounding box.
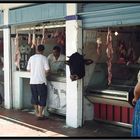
[47,81,66,116]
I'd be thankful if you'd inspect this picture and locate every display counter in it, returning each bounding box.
[13,71,66,116]
[47,74,66,83]
[85,63,138,108]
[47,74,66,116]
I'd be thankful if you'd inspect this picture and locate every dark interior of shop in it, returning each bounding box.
[84,25,140,107]
[13,26,65,71]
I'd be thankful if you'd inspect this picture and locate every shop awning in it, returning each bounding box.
[8,3,66,25]
[78,3,140,28]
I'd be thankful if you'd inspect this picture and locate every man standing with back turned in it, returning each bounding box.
[27,44,50,120]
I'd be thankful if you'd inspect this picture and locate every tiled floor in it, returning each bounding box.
[0,107,131,137]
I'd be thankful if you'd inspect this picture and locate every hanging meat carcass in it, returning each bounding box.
[36,36,41,46]
[106,28,113,85]
[29,29,37,55]
[60,32,65,46]
[57,31,65,46]
[41,25,45,45]
[31,30,36,49]
[54,30,59,38]
[14,32,21,71]
[96,37,102,56]
[28,31,32,46]
[44,29,48,44]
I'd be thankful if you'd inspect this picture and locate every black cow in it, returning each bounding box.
[66,52,93,81]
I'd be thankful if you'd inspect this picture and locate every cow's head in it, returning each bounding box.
[66,53,93,81]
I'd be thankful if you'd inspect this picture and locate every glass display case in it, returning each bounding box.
[84,25,140,107]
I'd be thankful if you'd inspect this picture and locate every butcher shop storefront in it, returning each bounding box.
[78,3,140,127]
[9,4,67,116]
[0,3,84,128]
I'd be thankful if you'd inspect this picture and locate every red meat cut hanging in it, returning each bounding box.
[106,28,113,85]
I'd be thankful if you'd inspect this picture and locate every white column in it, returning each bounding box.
[66,4,83,128]
[3,9,12,109]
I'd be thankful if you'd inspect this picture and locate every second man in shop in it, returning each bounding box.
[48,46,66,76]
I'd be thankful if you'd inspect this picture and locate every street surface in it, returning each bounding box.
[0,117,66,137]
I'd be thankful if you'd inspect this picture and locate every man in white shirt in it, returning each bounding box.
[27,45,50,120]
[48,46,65,74]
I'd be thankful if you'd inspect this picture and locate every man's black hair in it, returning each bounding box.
[53,46,61,52]
[37,45,45,52]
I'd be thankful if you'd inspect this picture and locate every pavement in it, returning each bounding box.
[0,107,131,137]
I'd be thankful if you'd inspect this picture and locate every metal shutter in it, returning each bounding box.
[78,3,140,28]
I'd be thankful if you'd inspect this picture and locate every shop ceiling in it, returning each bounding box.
[97,25,140,34]
[14,20,65,32]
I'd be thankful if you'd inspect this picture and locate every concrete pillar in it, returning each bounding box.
[3,9,12,109]
[66,3,83,128]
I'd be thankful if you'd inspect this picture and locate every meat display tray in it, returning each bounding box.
[85,86,134,108]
